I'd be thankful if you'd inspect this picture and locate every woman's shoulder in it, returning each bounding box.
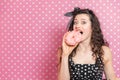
[102,45,112,64]
[102,46,111,52]
[102,45,112,55]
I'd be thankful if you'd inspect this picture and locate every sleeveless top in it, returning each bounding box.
[68,56,104,80]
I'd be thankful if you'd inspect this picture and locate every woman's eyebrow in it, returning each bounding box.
[81,18,87,20]
[74,18,87,21]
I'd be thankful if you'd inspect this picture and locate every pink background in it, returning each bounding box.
[0,0,120,80]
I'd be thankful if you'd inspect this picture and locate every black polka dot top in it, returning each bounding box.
[69,56,104,80]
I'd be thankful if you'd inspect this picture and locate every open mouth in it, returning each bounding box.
[80,31,83,34]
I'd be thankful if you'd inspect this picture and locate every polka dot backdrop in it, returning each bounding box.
[0,0,120,80]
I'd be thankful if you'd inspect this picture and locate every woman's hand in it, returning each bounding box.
[62,32,79,57]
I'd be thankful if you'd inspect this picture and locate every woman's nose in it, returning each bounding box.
[74,26,80,30]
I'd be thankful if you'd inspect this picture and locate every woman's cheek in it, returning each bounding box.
[83,26,88,29]
[82,29,91,39]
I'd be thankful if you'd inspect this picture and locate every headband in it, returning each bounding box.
[64,7,81,17]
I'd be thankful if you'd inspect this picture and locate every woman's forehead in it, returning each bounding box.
[74,14,90,21]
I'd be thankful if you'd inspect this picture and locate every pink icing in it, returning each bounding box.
[65,30,82,46]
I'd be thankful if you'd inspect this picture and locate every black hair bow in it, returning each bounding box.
[64,7,81,17]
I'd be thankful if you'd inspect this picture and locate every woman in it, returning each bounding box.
[57,7,120,80]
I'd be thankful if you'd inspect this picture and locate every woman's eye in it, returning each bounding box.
[73,22,78,25]
[81,21,86,24]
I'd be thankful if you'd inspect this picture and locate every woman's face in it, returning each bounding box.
[73,14,92,42]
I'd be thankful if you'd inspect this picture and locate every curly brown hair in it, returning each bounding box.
[66,8,109,63]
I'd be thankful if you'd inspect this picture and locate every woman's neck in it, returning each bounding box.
[76,40,92,54]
